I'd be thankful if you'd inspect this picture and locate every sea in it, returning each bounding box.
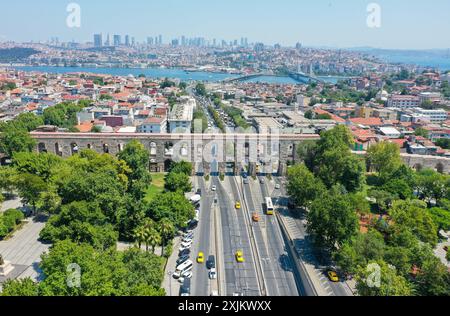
[11,66,341,84]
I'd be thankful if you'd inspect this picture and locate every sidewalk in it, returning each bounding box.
[0,215,50,288]
[278,210,355,296]
[162,236,182,296]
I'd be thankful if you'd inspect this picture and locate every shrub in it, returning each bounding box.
[3,209,24,225]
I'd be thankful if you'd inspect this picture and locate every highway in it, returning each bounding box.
[191,170,214,296]
[214,175,261,296]
[237,176,299,296]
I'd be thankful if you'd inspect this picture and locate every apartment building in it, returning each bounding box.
[387,95,420,109]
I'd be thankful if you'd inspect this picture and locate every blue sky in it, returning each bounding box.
[1,0,449,49]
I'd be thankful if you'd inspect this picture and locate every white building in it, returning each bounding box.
[387,95,420,109]
[379,127,401,139]
[168,102,194,133]
[415,108,448,123]
[137,116,167,134]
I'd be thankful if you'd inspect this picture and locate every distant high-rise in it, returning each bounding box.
[131,37,135,46]
[147,37,154,45]
[125,35,130,46]
[295,42,302,50]
[113,35,121,46]
[158,35,163,45]
[105,34,110,46]
[94,34,103,47]
[213,38,217,47]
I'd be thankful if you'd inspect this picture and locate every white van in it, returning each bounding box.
[176,260,194,273]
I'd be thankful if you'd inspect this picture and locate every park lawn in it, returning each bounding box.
[144,173,166,203]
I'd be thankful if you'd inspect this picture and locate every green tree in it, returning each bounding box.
[0,127,36,157]
[147,192,194,229]
[39,201,118,250]
[429,207,450,231]
[414,127,429,138]
[169,161,193,176]
[13,152,64,182]
[195,83,207,96]
[307,186,359,251]
[313,126,366,192]
[389,200,438,247]
[164,172,192,193]
[286,164,326,209]
[415,256,450,296]
[366,141,403,179]
[0,167,18,196]
[355,260,413,296]
[435,138,450,149]
[16,173,47,213]
[158,218,175,257]
[334,230,386,275]
[1,278,39,296]
[415,169,448,205]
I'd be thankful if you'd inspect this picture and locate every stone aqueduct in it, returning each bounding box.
[31,132,450,175]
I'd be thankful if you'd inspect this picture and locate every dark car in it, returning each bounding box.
[180,279,191,296]
[177,255,190,266]
[188,219,199,229]
[179,249,191,257]
[196,189,202,196]
[206,255,216,270]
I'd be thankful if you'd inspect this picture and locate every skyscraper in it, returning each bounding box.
[158,35,163,45]
[125,35,130,46]
[94,34,103,47]
[105,34,110,46]
[113,35,121,46]
[131,37,135,46]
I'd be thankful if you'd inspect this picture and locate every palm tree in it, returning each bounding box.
[133,225,146,249]
[158,219,175,257]
[144,228,161,254]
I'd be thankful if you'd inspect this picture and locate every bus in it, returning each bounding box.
[265,197,274,215]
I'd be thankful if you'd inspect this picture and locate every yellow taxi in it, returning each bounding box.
[235,202,241,209]
[235,251,245,263]
[197,252,205,264]
[327,270,339,282]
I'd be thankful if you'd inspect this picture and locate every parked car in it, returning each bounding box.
[243,178,249,184]
[275,183,281,190]
[179,249,191,257]
[177,255,190,266]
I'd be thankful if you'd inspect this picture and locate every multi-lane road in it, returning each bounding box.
[176,90,352,297]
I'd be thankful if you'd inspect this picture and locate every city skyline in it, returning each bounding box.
[1,0,450,49]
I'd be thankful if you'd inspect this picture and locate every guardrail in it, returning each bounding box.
[276,212,319,296]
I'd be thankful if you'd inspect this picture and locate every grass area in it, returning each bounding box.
[144,173,166,203]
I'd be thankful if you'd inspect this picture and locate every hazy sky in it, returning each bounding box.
[1,0,449,49]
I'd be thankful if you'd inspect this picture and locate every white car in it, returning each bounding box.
[181,240,193,248]
[179,244,192,252]
[211,185,217,192]
[182,270,193,279]
[209,268,217,280]
[275,184,281,190]
[182,237,193,243]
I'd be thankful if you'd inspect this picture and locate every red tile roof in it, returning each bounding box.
[349,117,383,126]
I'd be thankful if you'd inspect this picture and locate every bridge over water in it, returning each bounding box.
[223,71,324,84]
[29,132,450,175]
